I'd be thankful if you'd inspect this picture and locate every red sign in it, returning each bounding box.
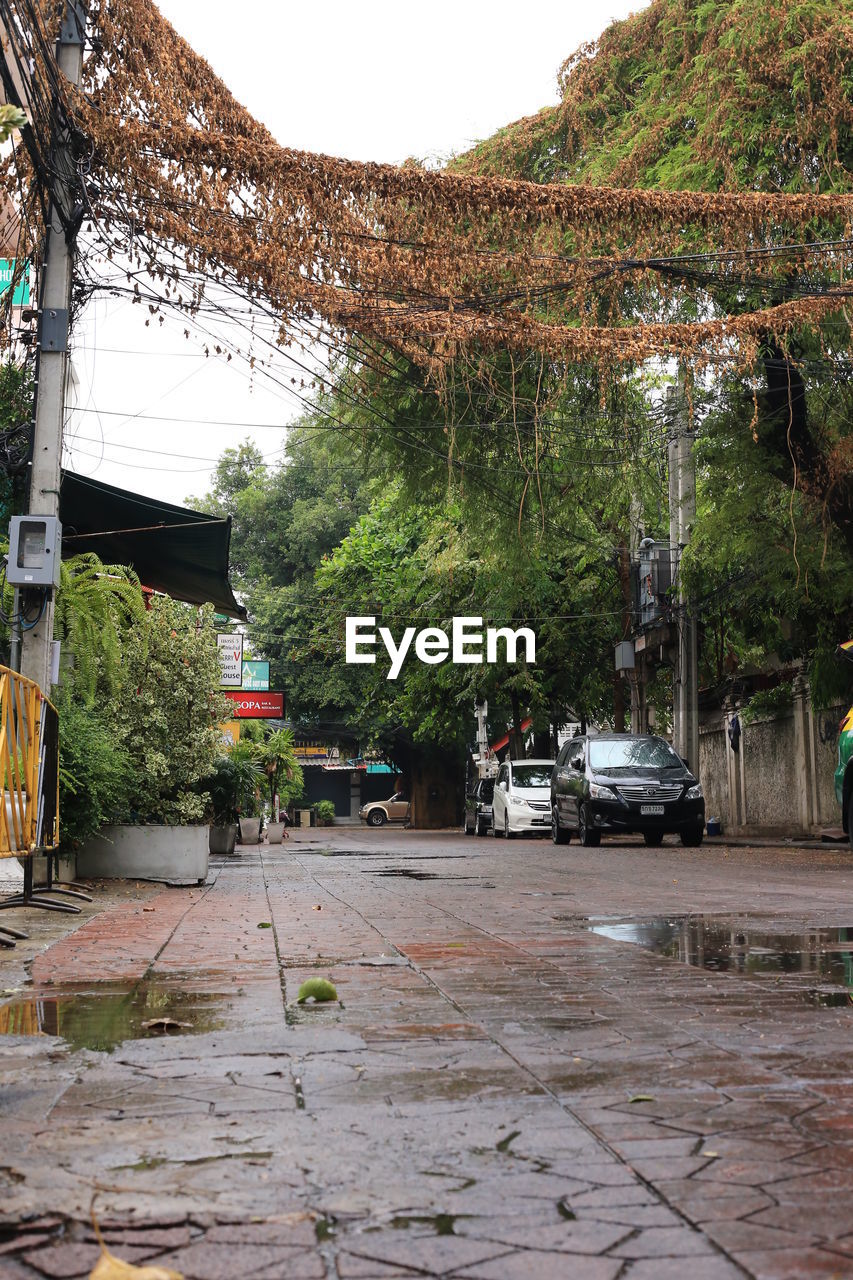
[224,690,285,719]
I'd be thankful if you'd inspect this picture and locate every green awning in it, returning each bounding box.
[59,470,246,619]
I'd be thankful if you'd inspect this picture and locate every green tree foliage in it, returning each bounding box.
[195,422,379,726]
[454,0,853,192]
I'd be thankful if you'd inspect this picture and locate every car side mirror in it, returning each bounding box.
[499,780,508,790]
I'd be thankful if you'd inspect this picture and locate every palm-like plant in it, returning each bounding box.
[228,739,265,818]
[260,728,303,820]
[53,554,145,701]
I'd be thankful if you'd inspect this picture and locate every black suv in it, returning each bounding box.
[551,733,705,847]
[464,777,495,837]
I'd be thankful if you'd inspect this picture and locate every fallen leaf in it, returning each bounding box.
[90,1205,183,1279]
[257,922,272,929]
[627,1094,656,1104]
[142,908,155,913]
[312,905,322,911]
[91,1254,184,1280]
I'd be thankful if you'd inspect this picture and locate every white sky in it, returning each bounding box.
[63,0,648,505]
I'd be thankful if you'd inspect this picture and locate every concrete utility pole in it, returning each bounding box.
[667,377,699,772]
[20,2,87,692]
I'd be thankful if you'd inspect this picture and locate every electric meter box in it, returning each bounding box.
[6,516,62,588]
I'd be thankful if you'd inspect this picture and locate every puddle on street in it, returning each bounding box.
[587,916,853,1005]
[0,981,227,1051]
[318,850,468,860]
[388,1213,460,1236]
[368,868,495,885]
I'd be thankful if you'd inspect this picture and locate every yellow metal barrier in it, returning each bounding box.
[0,665,59,860]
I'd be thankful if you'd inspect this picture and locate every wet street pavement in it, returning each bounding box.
[3,827,853,1278]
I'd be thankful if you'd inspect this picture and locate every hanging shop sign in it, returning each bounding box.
[241,659,270,691]
[224,690,285,719]
[218,633,243,687]
[0,259,30,306]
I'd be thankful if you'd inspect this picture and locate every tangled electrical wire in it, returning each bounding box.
[3,0,853,380]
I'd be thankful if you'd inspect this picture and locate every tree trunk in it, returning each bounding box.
[613,672,626,733]
[613,535,633,733]
[407,749,462,829]
[509,691,525,759]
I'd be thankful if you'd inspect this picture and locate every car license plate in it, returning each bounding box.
[640,804,665,816]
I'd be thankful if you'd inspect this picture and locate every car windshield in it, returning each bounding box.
[588,738,682,771]
[511,765,553,788]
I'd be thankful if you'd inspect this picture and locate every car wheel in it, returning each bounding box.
[680,827,704,847]
[643,831,664,847]
[475,816,487,837]
[578,804,601,848]
[368,809,387,827]
[551,808,571,845]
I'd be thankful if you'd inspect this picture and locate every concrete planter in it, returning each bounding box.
[238,817,261,844]
[266,821,285,844]
[209,823,238,855]
[76,824,209,886]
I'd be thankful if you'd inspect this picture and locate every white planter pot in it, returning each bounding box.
[266,821,285,844]
[76,825,209,886]
[238,817,261,844]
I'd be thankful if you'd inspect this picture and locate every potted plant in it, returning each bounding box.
[75,598,233,885]
[231,739,265,844]
[260,729,304,844]
[314,800,336,827]
[206,754,262,854]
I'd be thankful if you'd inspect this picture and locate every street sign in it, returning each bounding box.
[0,258,30,306]
[217,633,243,687]
[242,659,270,691]
[224,690,285,719]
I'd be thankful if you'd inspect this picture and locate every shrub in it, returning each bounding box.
[313,799,336,826]
[111,598,232,824]
[57,687,133,850]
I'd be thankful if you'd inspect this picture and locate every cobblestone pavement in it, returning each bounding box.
[3,829,853,1278]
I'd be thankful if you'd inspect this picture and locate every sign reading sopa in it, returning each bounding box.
[217,633,243,687]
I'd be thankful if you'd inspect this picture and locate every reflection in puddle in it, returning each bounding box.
[587,917,853,1005]
[0,981,227,1050]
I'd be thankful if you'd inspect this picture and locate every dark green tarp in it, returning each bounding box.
[59,470,246,619]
